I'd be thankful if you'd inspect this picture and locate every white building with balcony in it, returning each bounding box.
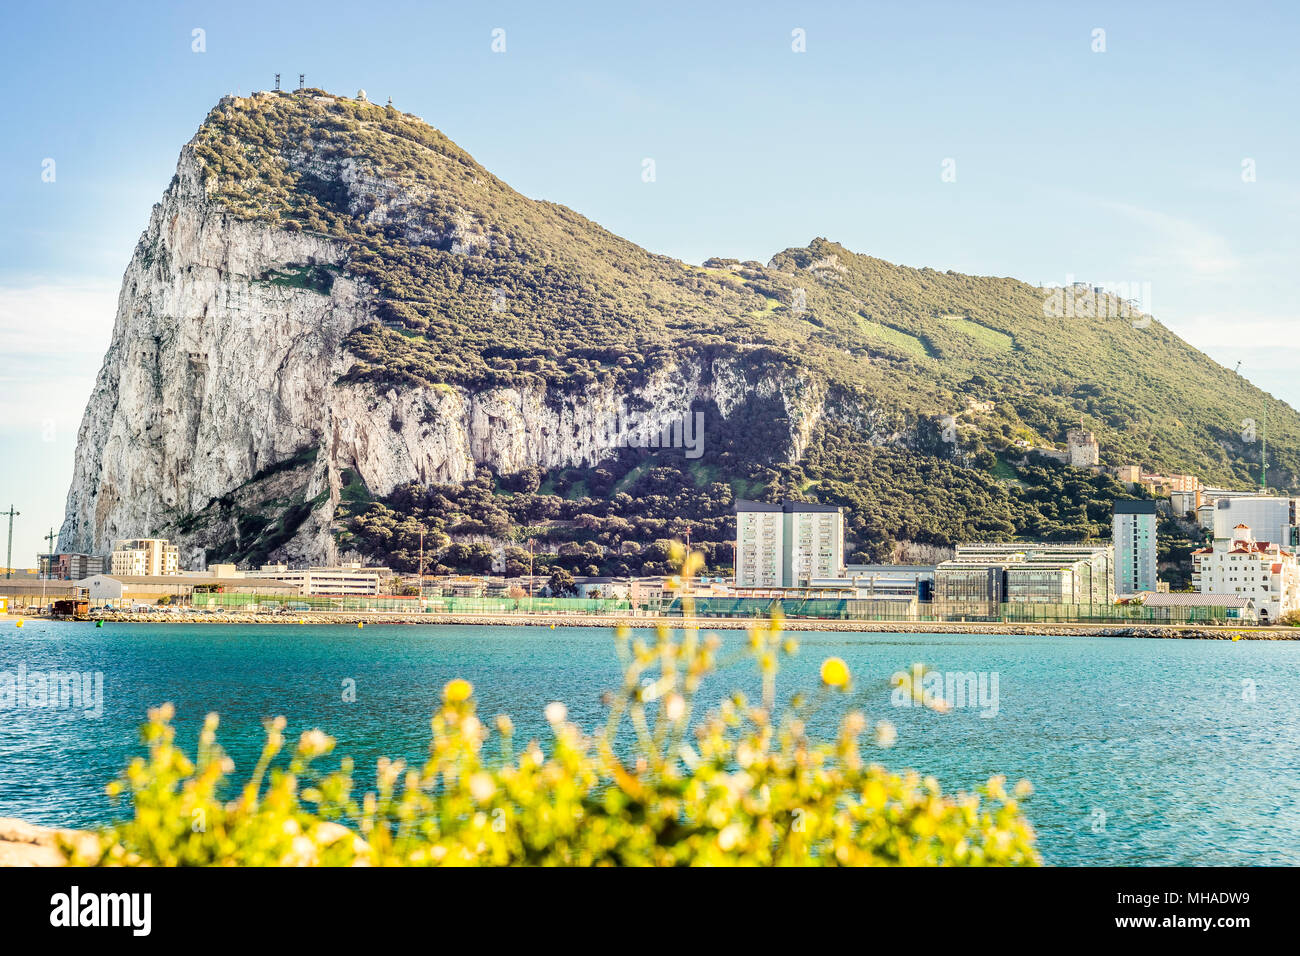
[1192,524,1299,623]
[110,538,180,577]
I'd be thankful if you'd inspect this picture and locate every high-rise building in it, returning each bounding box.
[110,538,180,577]
[1113,499,1158,596]
[734,500,844,587]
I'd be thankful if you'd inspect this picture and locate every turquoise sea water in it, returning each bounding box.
[1,619,1297,865]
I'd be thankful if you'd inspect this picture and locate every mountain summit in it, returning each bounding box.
[59,90,1297,570]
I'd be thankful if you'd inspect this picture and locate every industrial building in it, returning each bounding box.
[1133,592,1256,623]
[80,573,299,605]
[257,562,390,596]
[934,542,1113,614]
[0,581,86,613]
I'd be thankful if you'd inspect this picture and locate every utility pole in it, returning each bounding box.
[2,506,18,579]
[527,539,535,607]
[42,527,56,612]
[417,524,426,600]
[1261,403,1268,492]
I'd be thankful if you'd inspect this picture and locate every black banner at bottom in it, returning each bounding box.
[0,865,1283,944]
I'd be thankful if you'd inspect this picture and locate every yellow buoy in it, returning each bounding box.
[357,622,364,628]
[550,623,556,629]
[15,619,23,628]
[298,619,305,624]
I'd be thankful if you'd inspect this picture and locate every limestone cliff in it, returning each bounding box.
[57,121,828,565]
[65,88,1280,570]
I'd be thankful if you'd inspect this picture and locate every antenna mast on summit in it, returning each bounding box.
[274,73,280,92]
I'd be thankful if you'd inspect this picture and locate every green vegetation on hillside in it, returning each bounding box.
[182,90,1300,570]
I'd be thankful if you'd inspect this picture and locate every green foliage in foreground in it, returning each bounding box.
[68,568,1037,866]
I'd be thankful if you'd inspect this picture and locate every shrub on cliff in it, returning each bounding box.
[69,552,1037,867]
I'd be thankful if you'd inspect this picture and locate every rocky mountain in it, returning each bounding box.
[59,89,1300,571]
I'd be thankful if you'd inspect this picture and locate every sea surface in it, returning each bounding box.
[1,619,1297,866]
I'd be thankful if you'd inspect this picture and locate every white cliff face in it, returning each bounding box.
[60,143,832,565]
[59,143,369,559]
[326,354,823,494]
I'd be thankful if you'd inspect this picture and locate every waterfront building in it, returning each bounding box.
[934,542,1113,613]
[258,562,390,596]
[1192,524,1299,623]
[734,500,845,588]
[1112,499,1158,596]
[933,562,1008,615]
[1209,496,1300,549]
[80,573,297,605]
[110,538,180,577]
[823,565,935,601]
[1132,591,1256,622]
[422,575,509,598]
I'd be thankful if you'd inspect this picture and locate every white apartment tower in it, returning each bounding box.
[1112,499,1158,595]
[735,500,845,587]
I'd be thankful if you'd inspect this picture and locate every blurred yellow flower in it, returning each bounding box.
[820,657,850,688]
[443,678,473,703]
[70,587,1039,869]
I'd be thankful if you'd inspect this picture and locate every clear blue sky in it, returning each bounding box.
[2,0,1298,567]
